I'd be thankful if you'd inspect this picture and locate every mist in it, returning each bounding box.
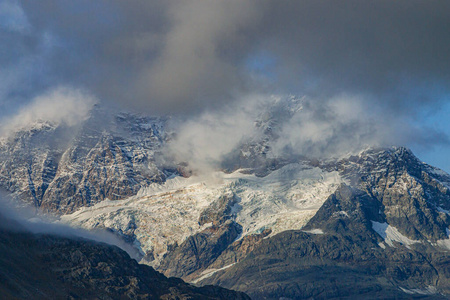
[0,86,97,137]
[0,194,142,260]
[1,0,449,170]
[166,94,266,174]
[166,93,449,174]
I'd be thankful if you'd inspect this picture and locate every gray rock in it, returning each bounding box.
[326,147,450,241]
[199,192,240,226]
[0,109,178,214]
[199,184,450,299]
[158,220,242,281]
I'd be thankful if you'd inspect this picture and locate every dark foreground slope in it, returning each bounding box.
[0,214,249,300]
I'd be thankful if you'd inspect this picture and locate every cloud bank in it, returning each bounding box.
[1,0,449,169]
[0,86,96,136]
[0,195,141,260]
[3,0,447,113]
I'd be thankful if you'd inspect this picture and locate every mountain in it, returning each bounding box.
[0,213,250,299]
[58,147,450,299]
[2,101,450,299]
[199,183,450,299]
[0,107,177,214]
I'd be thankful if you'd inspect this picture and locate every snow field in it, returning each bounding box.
[61,162,343,267]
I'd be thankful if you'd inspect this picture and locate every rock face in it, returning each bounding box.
[198,192,239,226]
[327,147,450,241]
[159,220,242,281]
[61,162,342,271]
[0,109,175,214]
[200,184,450,299]
[0,213,250,300]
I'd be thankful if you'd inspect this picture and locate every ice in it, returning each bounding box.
[302,228,324,235]
[371,221,420,249]
[61,162,343,267]
[399,285,437,295]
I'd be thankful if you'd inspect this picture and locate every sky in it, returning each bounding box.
[1,0,450,172]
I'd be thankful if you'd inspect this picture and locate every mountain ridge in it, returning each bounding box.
[1,104,450,299]
[0,212,250,300]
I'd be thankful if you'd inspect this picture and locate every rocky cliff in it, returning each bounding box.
[0,108,175,214]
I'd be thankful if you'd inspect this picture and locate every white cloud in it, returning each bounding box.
[166,94,264,174]
[270,95,386,159]
[1,86,96,136]
[166,93,393,174]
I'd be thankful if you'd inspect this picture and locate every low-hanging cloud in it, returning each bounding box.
[0,195,142,260]
[167,93,450,173]
[0,86,96,136]
[167,94,264,174]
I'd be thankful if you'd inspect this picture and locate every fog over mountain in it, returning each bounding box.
[1,1,449,171]
[0,194,142,259]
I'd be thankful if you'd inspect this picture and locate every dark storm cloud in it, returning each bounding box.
[4,0,450,114]
[14,0,263,113]
[261,0,450,109]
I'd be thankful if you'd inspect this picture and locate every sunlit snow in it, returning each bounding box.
[371,221,420,249]
[61,162,342,267]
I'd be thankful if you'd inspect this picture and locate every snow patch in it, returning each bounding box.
[191,263,236,284]
[378,242,386,249]
[399,285,437,295]
[436,228,450,251]
[371,221,420,249]
[332,211,349,218]
[302,228,324,235]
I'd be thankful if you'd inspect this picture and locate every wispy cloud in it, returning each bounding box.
[0,195,141,259]
[166,94,263,174]
[0,86,96,136]
[0,0,30,33]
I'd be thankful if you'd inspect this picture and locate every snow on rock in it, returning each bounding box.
[61,162,343,267]
[425,165,450,190]
[436,228,450,251]
[302,228,324,235]
[399,285,438,295]
[231,163,342,237]
[371,221,421,249]
[191,263,237,284]
[61,181,214,267]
